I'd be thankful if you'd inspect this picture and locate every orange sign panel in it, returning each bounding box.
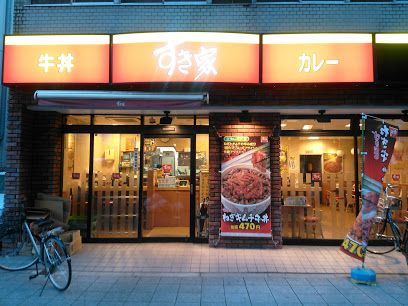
[112,32,259,83]
[3,35,110,84]
[262,34,373,83]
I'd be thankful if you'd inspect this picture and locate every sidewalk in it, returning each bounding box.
[0,244,407,306]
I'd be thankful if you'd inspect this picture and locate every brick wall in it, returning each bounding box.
[31,111,63,195]
[13,3,408,34]
[4,89,63,226]
[4,89,35,225]
[208,113,282,248]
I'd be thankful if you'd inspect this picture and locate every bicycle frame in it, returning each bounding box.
[377,208,403,249]
[22,221,43,264]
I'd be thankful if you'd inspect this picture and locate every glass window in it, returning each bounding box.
[64,115,91,125]
[384,136,408,220]
[383,119,408,131]
[281,119,351,131]
[281,136,355,239]
[62,134,90,237]
[144,116,194,125]
[196,116,209,126]
[94,115,141,125]
[92,134,141,238]
[196,134,209,238]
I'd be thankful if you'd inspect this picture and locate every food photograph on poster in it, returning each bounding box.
[323,152,343,174]
[220,136,272,237]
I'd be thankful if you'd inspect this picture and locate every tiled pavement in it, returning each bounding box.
[73,243,408,274]
[0,244,407,306]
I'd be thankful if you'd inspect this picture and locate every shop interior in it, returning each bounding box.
[62,123,209,240]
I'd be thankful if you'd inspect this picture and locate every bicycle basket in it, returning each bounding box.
[385,195,402,210]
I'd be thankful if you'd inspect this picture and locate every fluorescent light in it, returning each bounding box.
[5,35,110,45]
[302,125,313,130]
[376,34,408,44]
[307,137,320,140]
[113,32,259,44]
[263,34,372,45]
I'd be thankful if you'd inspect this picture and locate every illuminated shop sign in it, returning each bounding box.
[112,32,259,83]
[262,34,374,83]
[3,35,110,84]
[375,34,408,82]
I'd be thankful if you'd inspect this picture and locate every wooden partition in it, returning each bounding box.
[92,173,139,238]
[282,172,355,239]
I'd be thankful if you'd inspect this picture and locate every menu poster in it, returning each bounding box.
[280,146,288,174]
[323,153,343,174]
[340,117,398,261]
[220,136,272,237]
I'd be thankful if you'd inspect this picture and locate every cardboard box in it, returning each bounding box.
[59,230,82,255]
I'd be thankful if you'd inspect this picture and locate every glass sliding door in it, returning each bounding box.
[142,137,191,238]
[91,134,140,238]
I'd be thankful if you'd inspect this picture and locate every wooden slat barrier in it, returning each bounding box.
[68,179,87,219]
[93,172,139,238]
[282,172,354,239]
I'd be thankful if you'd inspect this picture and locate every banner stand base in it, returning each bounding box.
[350,267,376,286]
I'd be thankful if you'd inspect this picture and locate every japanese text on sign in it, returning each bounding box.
[298,53,339,73]
[223,212,270,224]
[153,42,218,81]
[38,53,74,73]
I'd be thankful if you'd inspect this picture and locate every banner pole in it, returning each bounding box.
[361,113,366,269]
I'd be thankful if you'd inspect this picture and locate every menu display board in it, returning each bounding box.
[220,136,271,237]
[262,34,373,83]
[112,32,259,83]
[3,35,110,84]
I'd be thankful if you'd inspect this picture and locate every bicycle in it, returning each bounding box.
[366,184,408,265]
[0,208,72,293]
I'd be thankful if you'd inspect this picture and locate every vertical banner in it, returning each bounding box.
[340,117,399,261]
[220,136,271,237]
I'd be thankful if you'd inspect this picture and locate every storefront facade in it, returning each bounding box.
[2,1,408,248]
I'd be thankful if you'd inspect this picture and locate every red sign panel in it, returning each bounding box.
[3,35,110,84]
[112,32,259,83]
[262,34,373,83]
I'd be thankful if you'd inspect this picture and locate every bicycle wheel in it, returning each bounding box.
[43,236,71,291]
[367,219,398,255]
[0,226,39,271]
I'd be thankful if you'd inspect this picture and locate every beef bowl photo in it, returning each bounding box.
[221,164,271,215]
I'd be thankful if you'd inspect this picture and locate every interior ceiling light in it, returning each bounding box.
[345,123,351,128]
[307,136,320,140]
[239,110,252,123]
[281,123,287,128]
[302,124,313,130]
[160,111,172,125]
[316,110,331,123]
